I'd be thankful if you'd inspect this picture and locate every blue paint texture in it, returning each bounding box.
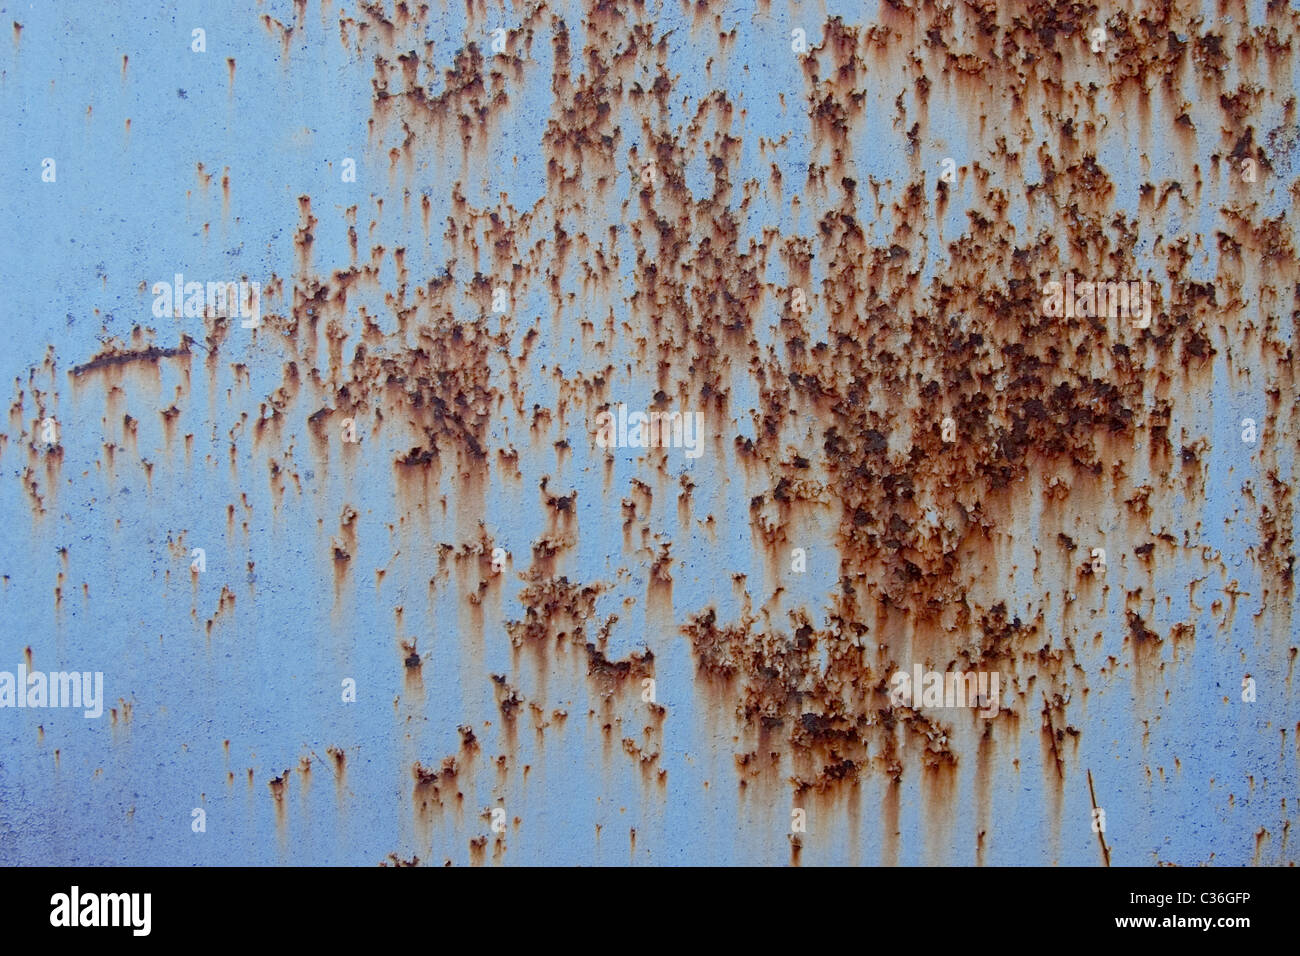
[0,0,1296,865]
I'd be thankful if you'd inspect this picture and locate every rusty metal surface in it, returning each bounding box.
[0,0,1296,866]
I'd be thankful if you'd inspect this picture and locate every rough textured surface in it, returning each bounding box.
[0,0,1295,865]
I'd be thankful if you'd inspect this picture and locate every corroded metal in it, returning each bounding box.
[0,0,1295,865]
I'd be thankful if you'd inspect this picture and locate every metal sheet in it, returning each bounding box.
[0,0,1295,865]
